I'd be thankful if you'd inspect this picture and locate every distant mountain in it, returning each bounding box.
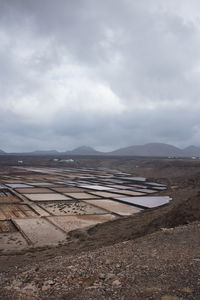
[182,146,200,157]
[0,149,6,155]
[109,143,184,157]
[4,143,200,157]
[65,146,102,156]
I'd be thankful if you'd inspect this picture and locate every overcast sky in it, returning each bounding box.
[1,0,200,152]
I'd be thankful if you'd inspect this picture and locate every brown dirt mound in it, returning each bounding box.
[69,192,200,248]
[150,192,200,229]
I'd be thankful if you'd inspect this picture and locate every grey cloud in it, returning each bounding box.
[0,0,200,152]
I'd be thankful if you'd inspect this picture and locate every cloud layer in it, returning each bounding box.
[1,0,200,152]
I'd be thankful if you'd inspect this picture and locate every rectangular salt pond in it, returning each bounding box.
[129,184,148,188]
[80,185,114,191]
[83,199,142,216]
[54,181,78,186]
[26,182,54,186]
[132,188,156,194]
[0,204,37,220]
[38,201,107,215]
[121,177,146,182]
[149,186,167,191]
[16,188,54,194]
[76,181,98,186]
[47,214,116,233]
[24,193,72,201]
[115,196,172,208]
[13,218,67,246]
[112,190,145,196]
[87,191,128,198]
[115,173,131,177]
[63,192,100,200]
[6,183,33,188]
[108,185,134,190]
[146,182,167,187]
[0,192,21,204]
[52,187,87,193]
[100,179,124,184]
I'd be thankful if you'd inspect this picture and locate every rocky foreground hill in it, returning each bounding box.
[0,221,199,299]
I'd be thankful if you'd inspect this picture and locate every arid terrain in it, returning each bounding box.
[0,155,200,299]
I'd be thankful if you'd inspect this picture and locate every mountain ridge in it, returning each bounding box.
[182,145,200,156]
[109,142,183,157]
[0,149,5,155]
[1,143,200,157]
[65,146,102,156]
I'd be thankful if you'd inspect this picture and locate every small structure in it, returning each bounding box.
[59,159,74,163]
[52,158,74,163]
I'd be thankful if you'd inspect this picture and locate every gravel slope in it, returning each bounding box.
[0,222,200,300]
